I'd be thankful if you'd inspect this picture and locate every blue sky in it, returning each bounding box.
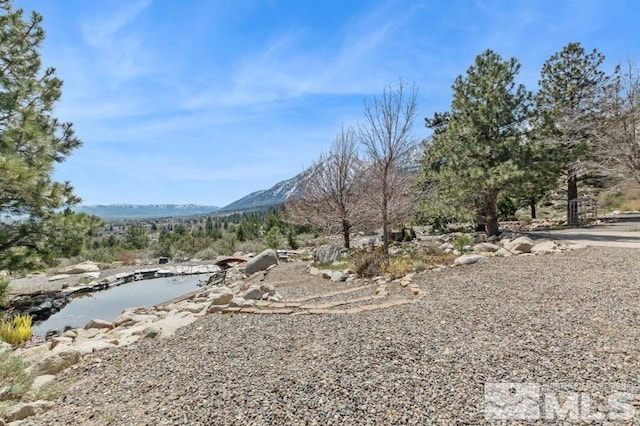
[16,0,640,206]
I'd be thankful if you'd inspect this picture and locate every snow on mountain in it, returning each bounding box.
[219,170,311,213]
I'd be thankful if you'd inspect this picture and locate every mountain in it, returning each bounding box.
[73,204,220,220]
[219,170,310,213]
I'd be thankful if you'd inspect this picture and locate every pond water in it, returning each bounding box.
[32,275,202,336]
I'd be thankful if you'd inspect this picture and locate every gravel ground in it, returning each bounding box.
[21,247,640,425]
[255,263,360,301]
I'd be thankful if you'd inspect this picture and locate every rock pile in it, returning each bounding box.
[449,234,586,266]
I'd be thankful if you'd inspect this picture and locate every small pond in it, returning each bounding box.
[32,275,202,336]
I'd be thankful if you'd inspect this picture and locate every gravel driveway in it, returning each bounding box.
[22,247,640,425]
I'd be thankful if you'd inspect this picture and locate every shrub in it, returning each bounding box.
[0,350,34,401]
[385,257,414,279]
[422,242,444,256]
[264,227,284,251]
[33,380,64,401]
[454,234,472,252]
[0,314,33,346]
[237,239,266,254]
[194,247,219,260]
[119,252,137,266]
[352,250,385,278]
[0,277,9,308]
[620,199,640,212]
[412,260,426,272]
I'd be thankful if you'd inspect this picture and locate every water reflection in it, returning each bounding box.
[32,275,201,336]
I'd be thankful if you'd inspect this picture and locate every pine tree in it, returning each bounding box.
[0,1,98,270]
[536,42,614,225]
[423,50,531,236]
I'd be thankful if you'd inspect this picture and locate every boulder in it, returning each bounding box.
[439,243,455,251]
[36,349,81,375]
[241,299,256,308]
[267,293,284,302]
[245,249,279,275]
[112,312,157,328]
[308,266,321,276]
[147,312,198,338]
[84,319,114,330]
[331,271,348,282]
[228,297,245,308]
[472,242,500,253]
[494,248,512,257]
[81,271,101,279]
[72,340,117,355]
[259,283,276,296]
[210,287,234,305]
[239,285,264,300]
[50,336,74,350]
[453,254,489,266]
[5,400,55,422]
[531,240,556,254]
[207,305,225,314]
[32,374,56,391]
[313,245,342,265]
[504,236,535,253]
[178,302,205,314]
[62,260,99,274]
[74,328,100,339]
[143,325,161,339]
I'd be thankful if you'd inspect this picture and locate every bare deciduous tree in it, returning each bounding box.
[600,61,640,184]
[358,81,418,255]
[286,126,366,249]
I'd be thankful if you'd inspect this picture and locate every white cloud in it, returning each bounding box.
[210,1,420,107]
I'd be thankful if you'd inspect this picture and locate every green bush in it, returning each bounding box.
[264,227,284,251]
[454,234,472,252]
[0,277,9,308]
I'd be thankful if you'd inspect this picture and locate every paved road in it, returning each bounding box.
[528,214,640,248]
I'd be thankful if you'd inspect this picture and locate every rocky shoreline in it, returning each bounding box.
[7,263,225,323]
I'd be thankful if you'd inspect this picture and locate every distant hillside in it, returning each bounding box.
[219,170,311,213]
[73,204,220,220]
[219,148,422,214]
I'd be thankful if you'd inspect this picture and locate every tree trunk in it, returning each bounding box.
[567,174,578,225]
[342,220,351,249]
[530,198,537,219]
[485,190,500,236]
[382,210,389,257]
